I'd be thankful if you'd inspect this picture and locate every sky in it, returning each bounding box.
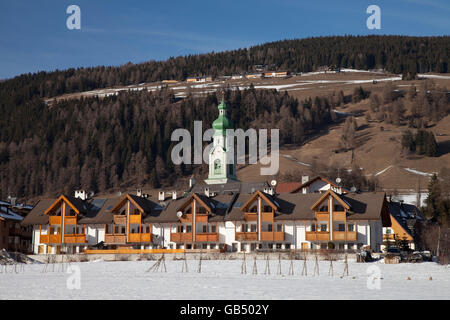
[0,0,449,79]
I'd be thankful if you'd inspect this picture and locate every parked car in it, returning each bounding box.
[406,251,423,263]
[420,251,433,261]
[386,247,401,256]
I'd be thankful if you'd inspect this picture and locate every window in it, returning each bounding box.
[214,159,222,175]
[285,243,291,249]
[338,224,345,231]
[202,244,207,249]
[211,225,216,233]
[311,224,316,232]
[186,225,192,233]
[276,224,283,232]
[319,205,328,212]
[202,225,207,233]
[320,224,327,232]
[210,243,217,250]
[249,205,257,213]
[178,225,184,233]
[276,243,282,249]
[334,205,345,212]
[347,224,354,232]
[267,224,273,232]
[134,209,140,215]
[250,224,257,232]
[263,205,272,212]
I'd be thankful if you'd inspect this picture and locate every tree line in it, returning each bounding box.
[0,87,333,200]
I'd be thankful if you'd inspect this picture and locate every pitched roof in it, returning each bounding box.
[275,182,302,193]
[21,199,57,226]
[290,176,338,193]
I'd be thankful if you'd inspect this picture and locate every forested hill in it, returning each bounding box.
[1,35,449,100]
[0,87,334,199]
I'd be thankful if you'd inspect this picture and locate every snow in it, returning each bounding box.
[403,168,434,177]
[1,260,448,300]
[418,74,450,80]
[375,165,394,177]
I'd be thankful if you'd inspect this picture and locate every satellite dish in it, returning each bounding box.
[176,211,183,219]
[350,186,357,193]
[336,177,342,184]
[271,180,277,187]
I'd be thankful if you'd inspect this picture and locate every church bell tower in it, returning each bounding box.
[205,94,238,185]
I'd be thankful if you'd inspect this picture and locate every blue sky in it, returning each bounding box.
[0,0,449,79]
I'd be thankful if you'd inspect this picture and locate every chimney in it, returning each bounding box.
[74,190,87,201]
[158,191,165,201]
[137,189,143,197]
[189,177,196,188]
[172,191,177,200]
[10,197,17,207]
[302,176,309,184]
[268,188,274,196]
[205,188,210,197]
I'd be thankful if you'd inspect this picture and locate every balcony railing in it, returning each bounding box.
[261,212,274,222]
[105,234,127,244]
[129,215,141,224]
[260,231,284,241]
[64,216,77,225]
[170,232,193,242]
[305,231,330,241]
[128,233,152,243]
[314,212,329,221]
[244,213,258,222]
[63,234,86,244]
[49,216,62,225]
[332,211,346,221]
[40,234,62,244]
[235,232,258,241]
[195,233,219,242]
[332,231,357,241]
[113,215,127,225]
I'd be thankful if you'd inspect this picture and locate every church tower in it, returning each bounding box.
[205,95,238,185]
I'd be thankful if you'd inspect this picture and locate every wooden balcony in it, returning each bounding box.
[261,212,274,222]
[195,215,208,223]
[113,215,127,225]
[63,234,86,244]
[195,233,219,242]
[128,233,152,243]
[105,234,127,244]
[171,232,193,242]
[64,216,77,225]
[315,212,329,221]
[305,231,330,241]
[40,234,62,244]
[332,211,346,221]
[260,231,284,241]
[332,231,357,241]
[244,213,257,222]
[49,216,62,225]
[129,214,141,224]
[235,232,258,241]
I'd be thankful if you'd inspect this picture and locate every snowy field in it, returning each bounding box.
[0,259,448,300]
